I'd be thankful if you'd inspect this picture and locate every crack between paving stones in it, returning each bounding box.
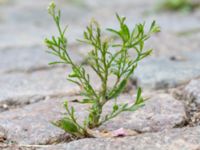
[3,66,61,75]
[43,128,152,146]
[0,143,40,150]
[0,133,81,149]
[172,86,200,128]
[1,61,85,75]
[1,77,137,112]
[0,92,80,113]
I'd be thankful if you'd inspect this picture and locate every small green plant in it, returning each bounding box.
[45,2,160,138]
[158,0,198,12]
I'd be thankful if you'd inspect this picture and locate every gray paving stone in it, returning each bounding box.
[100,94,186,132]
[0,21,84,50]
[0,68,78,106]
[83,11,200,36]
[0,93,186,144]
[0,67,107,108]
[183,79,200,106]
[0,0,88,26]
[147,13,200,33]
[0,46,83,74]
[146,33,200,57]
[39,126,200,150]
[134,51,200,90]
[0,0,89,48]
[3,0,199,51]
[0,97,66,145]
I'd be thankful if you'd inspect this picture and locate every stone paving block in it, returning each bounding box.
[100,94,186,132]
[0,95,88,145]
[0,65,116,107]
[0,97,66,145]
[146,14,200,33]
[146,33,200,58]
[2,0,199,50]
[83,11,200,36]
[40,126,200,150]
[0,93,186,145]
[134,51,200,90]
[0,68,78,106]
[0,0,88,48]
[183,79,200,106]
[0,46,83,74]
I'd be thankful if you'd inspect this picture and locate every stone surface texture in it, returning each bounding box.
[183,79,200,106]
[39,126,200,150]
[0,94,186,145]
[100,94,186,132]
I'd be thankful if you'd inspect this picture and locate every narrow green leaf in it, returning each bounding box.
[140,49,153,60]
[150,20,160,33]
[108,79,127,99]
[54,118,79,133]
[135,87,144,105]
[128,103,144,111]
[115,13,121,23]
[48,61,65,65]
[79,99,94,104]
[107,28,120,36]
[121,24,130,41]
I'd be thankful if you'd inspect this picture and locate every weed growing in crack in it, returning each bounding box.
[45,1,160,138]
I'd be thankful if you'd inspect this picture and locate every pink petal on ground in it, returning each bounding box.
[112,128,127,137]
